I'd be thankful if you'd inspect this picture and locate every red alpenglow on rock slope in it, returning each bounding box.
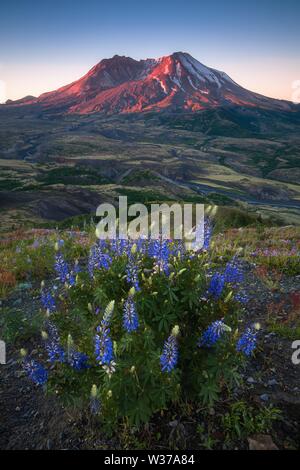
[7,52,293,114]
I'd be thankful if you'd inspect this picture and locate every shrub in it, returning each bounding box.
[21,236,257,432]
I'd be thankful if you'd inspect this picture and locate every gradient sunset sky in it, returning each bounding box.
[1,0,299,102]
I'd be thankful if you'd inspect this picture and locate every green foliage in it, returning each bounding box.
[0,307,44,344]
[222,401,281,441]
[267,321,300,340]
[0,178,23,190]
[213,207,264,232]
[37,165,110,186]
[14,242,56,280]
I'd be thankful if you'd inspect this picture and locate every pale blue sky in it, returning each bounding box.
[1,0,299,101]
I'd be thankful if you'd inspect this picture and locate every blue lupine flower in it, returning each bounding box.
[69,351,89,370]
[111,238,130,257]
[23,360,48,386]
[148,239,160,258]
[235,290,249,304]
[126,256,140,291]
[95,300,115,366]
[160,334,178,373]
[46,342,65,363]
[149,238,170,275]
[236,328,257,356]
[136,237,147,256]
[208,273,225,299]
[54,253,70,284]
[88,241,112,277]
[160,239,171,275]
[203,218,213,251]
[123,296,139,332]
[41,289,56,312]
[45,321,65,363]
[95,324,114,365]
[198,320,230,347]
[224,259,244,285]
[171,240,185,259]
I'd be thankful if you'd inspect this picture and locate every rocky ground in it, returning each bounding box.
[1,262,300,450]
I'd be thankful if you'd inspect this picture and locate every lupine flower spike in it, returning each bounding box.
[123,295,139,332]
[95,300,115,373]
[198,320,231,348]
[236,328,257,356]
[160,326,179,373]
[23,359,48,386]
[208,273,225,299]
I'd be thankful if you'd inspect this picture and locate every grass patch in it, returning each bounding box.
[37,165,110,186]
[267,321,300,340]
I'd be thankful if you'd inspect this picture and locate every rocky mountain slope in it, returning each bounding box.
[5,52,294,114]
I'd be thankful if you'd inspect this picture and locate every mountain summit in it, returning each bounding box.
[7,52,293,114]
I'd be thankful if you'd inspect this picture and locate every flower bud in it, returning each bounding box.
[20,348,27,358]
[67,333,73,350]
[91,384,98,398]
[129,286,135,297]
[172,325,180,337]
[41,331,48,340]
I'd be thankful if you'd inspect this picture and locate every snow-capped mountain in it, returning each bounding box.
[7,52,293,114]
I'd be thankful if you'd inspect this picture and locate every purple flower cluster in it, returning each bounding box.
[88,241,112,277]
[45,321,65,363]
[68,351,89,370]
[160,334,178,373]
[236,328,257,356]
[110,238,129,257]
[123,296,139,332]
[95,302,115,366]
[23,360,48,386]
[198,320,229,348]
[224,258,244,285]
[95,322,114,365]
[148,238,170,275]
[54,253,75,286]
[126,256,140,291]
[41,289,56,313]
[203,218,213,250]
[234,290,249,305]
[208,273,225,299]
